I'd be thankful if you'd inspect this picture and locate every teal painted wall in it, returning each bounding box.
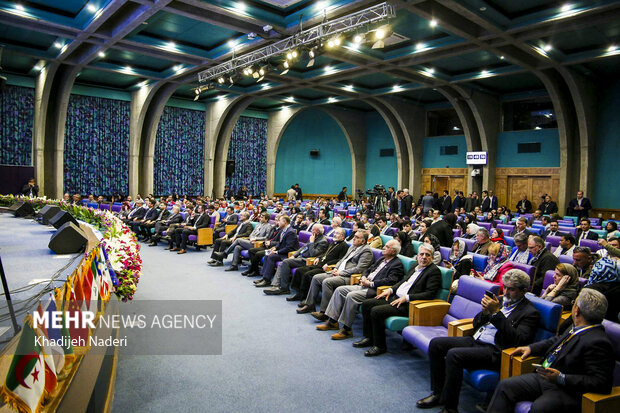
[274,108,352,194]
[365,112,397,191]
[593,79,620,209]
[422,135,467,168]
[497,129,560,167]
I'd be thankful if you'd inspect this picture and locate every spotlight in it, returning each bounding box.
[353,34,363,44]
[217,76,225,84]
[372,25,391,49]
[430,19,438,27]
[280,61,290,75]
[375,28,386,40]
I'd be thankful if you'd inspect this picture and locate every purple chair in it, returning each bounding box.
[370,248,383,262]
[511,263,536,287]
[452,228,461,238]
[466,252,488,272]
[458,237,476,252]
[590,218,601,226]
[558,255,574,265]
[99,204,111,211]
[111,204,122,213]
[541,270,556,292]
[528,227,543,235]
[402,276,501,355]
[546,235,562,248]
[478,222,492,231]
[579,238,601,252]
[298,230,312,247]
[558,220,575,227]
[504,236,515,248]
[559,226,577,236]
[497,223,515,233]
[440,246,451,262]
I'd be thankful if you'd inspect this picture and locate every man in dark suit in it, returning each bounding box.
[529,236,560,295]
[21,178,39,198]
[122,199,146,225]
[354,243,442,356]
[291,228,349,303]
[510,217,533,238]
[389,190,403,216]
[138,201,171,241]
[223,185,234,200]
[427,213,457,248]
[451,190,462,213]
[576,218,599,244]
[254,215,299,287]
[481,190,491,213]
[416,269,540,413]
[129,198,157,235]
[149,204,183,246]
[174,205,210,254]
[516,195,532,214]
[295,184,303,201]
[541,219,562,240]
[440,190,452,215]
[214,206,239,234]
[568,190,592,219]
[489,189,499,211]
[488,289,614,413]
[402,189,414,217]
[264,224,329,295]
[539,195,559,215]
[319,239,405,339]
[209,211,253,266]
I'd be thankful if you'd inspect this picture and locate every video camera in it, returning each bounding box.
[366,184,386,196]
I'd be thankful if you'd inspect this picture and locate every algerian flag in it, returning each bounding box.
[0,315,45,413]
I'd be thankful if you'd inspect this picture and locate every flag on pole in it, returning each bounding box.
[53,288,75,371]
[101,246,119,287]
[0,315,46,413]
[97,246,112,301]
[36,295,65,375]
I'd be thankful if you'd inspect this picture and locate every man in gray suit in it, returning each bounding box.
[222,212,273,271]
[264,225,330,295]
[319,239,405,340]
[297,230,374,316]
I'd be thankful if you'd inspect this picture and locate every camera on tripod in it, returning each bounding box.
[366,184,386,196]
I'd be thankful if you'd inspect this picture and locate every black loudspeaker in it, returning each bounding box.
[48,222,87,254]
[226,160,235,177]
[310,150,320,157]
[49,210,79,229]
[8,201,35,217]
[37,205,61,225]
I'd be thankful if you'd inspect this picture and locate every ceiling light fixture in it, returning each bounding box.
[560,4,572,12]
[217,76,225,84]
[543,43,552,52]
[54,42,62,48]
[98,51,105,57]
[500,55,505,60]
[87,4,97,13]
[430,19,438,27]
[607,45,617,53]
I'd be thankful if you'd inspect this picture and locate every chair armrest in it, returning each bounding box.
[197,227,213,246]
[412,301,451,326]
[350,274,361,285]
[506,350,543,377]
[582,387,620,413]
[225,224,237,233]
[253,241,264,248]
[558,310,571,333]
[408,300,445,326]
[288,250,298,258]
[448,318,474,337]
[324,265,335,271]
[305,257,317,266]
[376,285,391,294]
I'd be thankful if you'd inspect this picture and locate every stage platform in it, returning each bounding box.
[0,211,83,346]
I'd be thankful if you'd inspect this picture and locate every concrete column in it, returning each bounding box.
[327,108,368,194]
[129,85,157,197]
[377,97,425,196]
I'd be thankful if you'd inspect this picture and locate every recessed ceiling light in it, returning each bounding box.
[415,42,425,51]
[33,65,41,71]
[560,4,572,12]
[54,42,62,48]
[236,2,247,11]
[607,45,617,53]
[427,67,435,74]
[430,19,438,27]
[480,69,489,76]
[15,4,25,11]
[227,40,236,48]
[328,97,337,103]
[535,126,542,130]
[353,34,363,44]
[480,6,487,11]
[543,44,552,52]
[98,51,105,57]
[125,66,133,72]
[87,4,97,13]
[316,1,327,10]
[375,28,386,40]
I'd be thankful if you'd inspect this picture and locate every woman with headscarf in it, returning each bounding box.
[605,221,618,240]
[472,242,513,290]
[444,239,472,279]
[541,263,581,310]
[490,227,506,245]
[457,213,476,234]
[394,231,415,257]
[464,223,480,240]
[423,233,443,265]
[583,257,620,320]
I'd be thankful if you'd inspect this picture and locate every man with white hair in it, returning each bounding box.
[355,243,442,356]
[416,269,540,413]
[318,239,405,340]
[488,288,614,413]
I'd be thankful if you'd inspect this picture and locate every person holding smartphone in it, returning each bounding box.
[488,289,614,413]
[416,270,540,413]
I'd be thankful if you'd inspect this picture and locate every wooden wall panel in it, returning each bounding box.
[421,169,468,197]
[495,168,560,210]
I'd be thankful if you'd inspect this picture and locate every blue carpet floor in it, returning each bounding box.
[111,240,485,413]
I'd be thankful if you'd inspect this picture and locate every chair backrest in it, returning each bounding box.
[589,218,601,226]
[437,266,454,301]
[558,226,577,236]
[270,213,277,220]
[563,216,578,225]
[444,276,500,328]
[558,220,575,227]
[558,255,574,265]
[343,228,353,237]
[371,248,383,262]
[504,236,515,248]
[458,237,476,252]
[111,204,122,213]
[87,202,99,209]
[601,319,620,386]
[579,238,600,252]
[298,230,312,245]
[510,262,536,286]
[467,252,489,272]
[478,222,492,231]
[397,255,416,273]
[528,227,543,235]
[99,204,110,211]
[525,293,563,341]
[546,235,562,248]
[591,229,607,239]
[412,240,422,254]
[440,246,451,262]
[380,234,393,246]
[452,228,461,238]
[497,223,515,233]
[250,221,258,229]
[541,270,556,292]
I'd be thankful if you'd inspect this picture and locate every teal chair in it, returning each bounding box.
[251,221,258,229]
[380,234,393,246]
[592,229,607,239]
[563,216,579,225]
[384,265,455,332]
[412,240,422,254]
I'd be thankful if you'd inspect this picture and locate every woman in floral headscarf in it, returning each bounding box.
[444,239,472,279]
[422,233,443,265]
[541,263,581,310]
[583,257,620,321]
[473,242,513,290]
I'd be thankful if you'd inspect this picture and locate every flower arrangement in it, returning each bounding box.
[0,194,142,301]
